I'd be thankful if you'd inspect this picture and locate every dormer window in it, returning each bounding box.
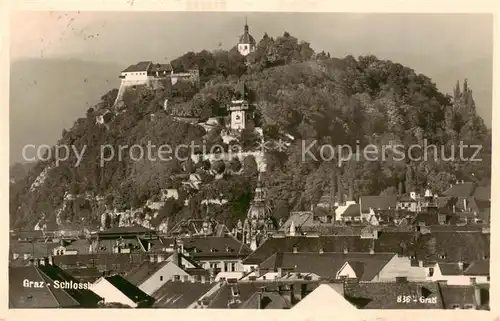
[210,248,218,253]
[439,253,447,260]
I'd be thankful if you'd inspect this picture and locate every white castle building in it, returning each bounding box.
[114,61,199,106]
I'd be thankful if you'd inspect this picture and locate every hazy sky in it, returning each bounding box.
[11,12,493,67]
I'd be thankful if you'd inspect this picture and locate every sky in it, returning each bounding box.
[8,12,493,165]
[11,12,493,69]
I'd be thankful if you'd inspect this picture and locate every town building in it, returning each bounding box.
[227,82,255,130]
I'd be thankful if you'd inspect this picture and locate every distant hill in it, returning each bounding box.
[9,58,125,164]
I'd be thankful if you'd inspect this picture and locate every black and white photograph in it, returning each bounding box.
[7,5,494,312]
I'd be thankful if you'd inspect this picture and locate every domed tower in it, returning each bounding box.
[237,17,256,56]
[246,174,271,220]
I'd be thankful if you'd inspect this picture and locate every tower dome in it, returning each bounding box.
[237,17,256,56]
[247,173,271,219]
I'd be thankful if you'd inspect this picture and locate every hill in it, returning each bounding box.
[9,33,491,230]
[10,58,124,164]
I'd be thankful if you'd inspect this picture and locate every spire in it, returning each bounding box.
[244,16,249,33]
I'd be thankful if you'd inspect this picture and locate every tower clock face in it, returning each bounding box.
[236,114,241,120]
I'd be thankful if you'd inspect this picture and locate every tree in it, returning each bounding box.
[239,128,260,150]
[242,155,258,176]
[229,157,242,172]
[380,186,397,196]
[212,160,226,174]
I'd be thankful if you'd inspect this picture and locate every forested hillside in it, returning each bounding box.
[9,32,491,230]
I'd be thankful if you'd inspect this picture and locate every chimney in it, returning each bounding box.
[157,254,164,263]
[418,260,423,268]
[289,284,296,305]
[47,256,53,265]
[200,275,206,283]
[300,283,308,299]
[343,248,348,254]
[458,261,464,271]
[474,284,481,307]
[209,275,215,283]
[182,275,189,283]
[416,285,422,298]
[150,254,155,263]
[39,257,46,266]
[319,248,324,254]
[277,267,284,277]
[369,248,374,255]
[292,246,298,254]
[257,286,266,309]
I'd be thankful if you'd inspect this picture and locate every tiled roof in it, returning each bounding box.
[344,281,444,309]
[243,236,374,265]
[428,225,484,232]
[279,212,315,231]
[179,236,251,259]
[52,253,152,273]
[105,275,154,305]
[150,63,172,73]
[151,281,215,308]
[473,186,490,201]
[207,281,318,309]
[299,225,365,235]
[239,32,256,45]
[259,252,395,281]
[65,267,102,283]
[411,212,440,226]
[442,182,476,197]
[414,231,490,264]
[10,241,59,257]
[124,260,170,286]
[98,225,155,237]
[359,196,397,213]
[438,263,464,276]
[122,61,152,73]
[463,260,489,276]
[9,265,102,308]
[439,284,479,309]
[341,204,361,217]
[12,230,44,240]
[65,239,92,254]
[239,291,291,309]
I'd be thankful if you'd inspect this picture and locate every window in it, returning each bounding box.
[487,276,490,281]
[464,304,475,309]
[174,275,180,281]
[428,267,434,277]
[160,276,163,281]
[451,304,461,309]
[231,263,236,272]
